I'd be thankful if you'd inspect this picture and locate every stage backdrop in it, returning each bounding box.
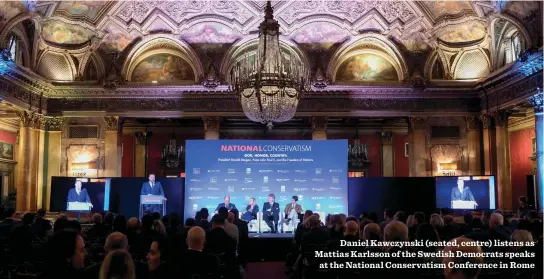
[109,177,183,218]
[348,177,436,218]
[184,140,348,220]
[50,177,106,213]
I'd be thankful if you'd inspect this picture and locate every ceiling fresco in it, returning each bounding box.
[290,22,350,51]
[131,54,195,83]
[0,1,27,22]
[41,20,94,44]
[420,1,474,19]
[100,23,137,52]
[336,54,398,82]
[54,1,109,21]
[438,21,487,43]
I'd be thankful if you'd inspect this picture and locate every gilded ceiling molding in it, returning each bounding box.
[103,116,119,131]
[0,12,41,49]
[381,131,393,145]
[2,25,32,69]
[122,34,203,82]
[45,117,63,132]
[327,33,409,82]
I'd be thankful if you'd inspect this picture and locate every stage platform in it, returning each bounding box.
[246,233,294,262]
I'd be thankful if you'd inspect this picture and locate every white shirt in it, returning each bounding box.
[150,182,154,188]
[76,189,81,195]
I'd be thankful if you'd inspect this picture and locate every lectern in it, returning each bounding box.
[67,202,92,222]
[140,195,166,218]
[452,200,477,209]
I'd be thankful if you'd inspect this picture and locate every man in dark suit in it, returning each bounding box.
[204,214,238,277]
[262,193,280,233]
[450,179,478,207]
[181,226,219,278]
[215,196,236,214]
[140,174,165,215]
[67,180,93,208]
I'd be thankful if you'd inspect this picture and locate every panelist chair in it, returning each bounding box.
[258,212,283,233]
[238,211,259,233]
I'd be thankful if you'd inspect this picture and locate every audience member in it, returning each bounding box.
[99,250,135,279]
[443,237,484,279]
[343,221,359,241]
[146,237,169,278]
[43,229,87,278]
[380,208,394,231]
[218,207,239,245]
[113,215,127,234]
[361,223,381,241]
[406,214,415,228]
[204,214,238,278]
[33,208,52,237]
[180,226,219,278]
[517,196,533,219]
[393,211,406,223]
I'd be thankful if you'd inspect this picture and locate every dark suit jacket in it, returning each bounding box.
[204,228,237,267]
[262,202,280,221]
[242,205,259,221]
[180,249,220,278]
[301,227,330,252]
[215,202,236,212]
[140,181,164,196]
[451,187,476,202]
[67,188,91,203]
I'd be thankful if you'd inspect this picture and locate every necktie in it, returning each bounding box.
[151,182,153,188]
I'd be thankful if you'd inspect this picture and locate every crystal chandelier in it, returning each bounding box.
[230,1,309,130]
[160,131,183,168]
[348,131,369,167]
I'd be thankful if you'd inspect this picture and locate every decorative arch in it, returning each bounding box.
[219,36,310,82]
[491,15,531,69]
[81,52,105,80]
[424,50,449,80]
[123,34,203,83]
[0,15,41,69]
[451,48,491,80]
[36,50,77,81]
[328,33,408,82]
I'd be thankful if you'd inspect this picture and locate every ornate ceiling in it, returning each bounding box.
[0,1,542,116]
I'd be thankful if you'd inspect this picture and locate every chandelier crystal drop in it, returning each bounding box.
[230,1,309,130]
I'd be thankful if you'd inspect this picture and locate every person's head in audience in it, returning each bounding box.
[430,214,444,228]
[443,237,483,279]
[152,220,166,234]
[481,210,491,222]
[268,193,275,204]
[325,214,332,227]
[227,212,235,223]
[307,215,320,229]
[331,214,345,230]
[3,207,15,219]
[224,196,231,206]
[184,218,196,228]
[344,221,358,237]
[312,213,320,222]
[511,229,533,243]
[195,211,202,222]
[37,208,46,218]
[218,207,229,219]
[346,215,358,224]
[414,212,425,225]
[472,218,483,231]
[406,215,415,227]
[68,220,82,233]
[230,208,240,221]
[187,226,206,252]
[518,196,527,207]
[113,215,127,232]
[303,210,313,221]
[211,214,226,229]
[516,219,531,231]
[489,213,503,229]
[463,212,473,225]
[22,212,35,225]
[104,212,114,225]
[104,232,129,254]
[92,213,103,224]
[368,212,378,223]
[416,223,440,242]
[527,210,538,222]
[393,211,406,223]
[169,213,180,229]
[384,221,409,242]
[383,208,394,221]
[161,215,169,228]
[141,214,154,231]
[54,218,69,232]
[151,212,160,221]
[200,208,209,220]
[362,223,381,241]
[58,213,68,220]
[147,238,166,272]
[48,229,87,270]
[127,218,140,232]
[99,250,135,279]
[443,215,455,226]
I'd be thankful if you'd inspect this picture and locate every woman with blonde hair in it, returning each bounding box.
[406,215,415,228]
[152,219,166,235]
[429,214,444,228]
[99,250,135,279]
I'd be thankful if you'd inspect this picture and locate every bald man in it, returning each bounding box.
[84,232,129,279]
[443,237,484,279]
[344,221,359,241]
[181,227,220,277]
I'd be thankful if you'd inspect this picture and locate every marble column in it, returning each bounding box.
[44,117,63,210]
[465,116,482,175]
[409,117,428,177]
[14,111,40,212]
[381,131,394,177]
[494,111,512,210]
[134,132,148,177]
[104,117,121,177]
[312,117,328,140]
[203,117,221,140]
[36,122,46,209]
[529,91,543,211]
[480,114,495,175]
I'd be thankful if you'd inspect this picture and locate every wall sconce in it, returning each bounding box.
[438,163,457,176]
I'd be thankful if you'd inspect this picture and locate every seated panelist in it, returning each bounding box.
[215,196,236,214]
[242,197,259,222]
[262,194,280,233]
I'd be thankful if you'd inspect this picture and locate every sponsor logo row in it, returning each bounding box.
[189,186,343,192]
[190,176,339,184]
[191,168,343,175]
[191,203,343,211]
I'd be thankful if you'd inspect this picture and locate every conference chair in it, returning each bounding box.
[257,212,284,233]
[239,211,259,233]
